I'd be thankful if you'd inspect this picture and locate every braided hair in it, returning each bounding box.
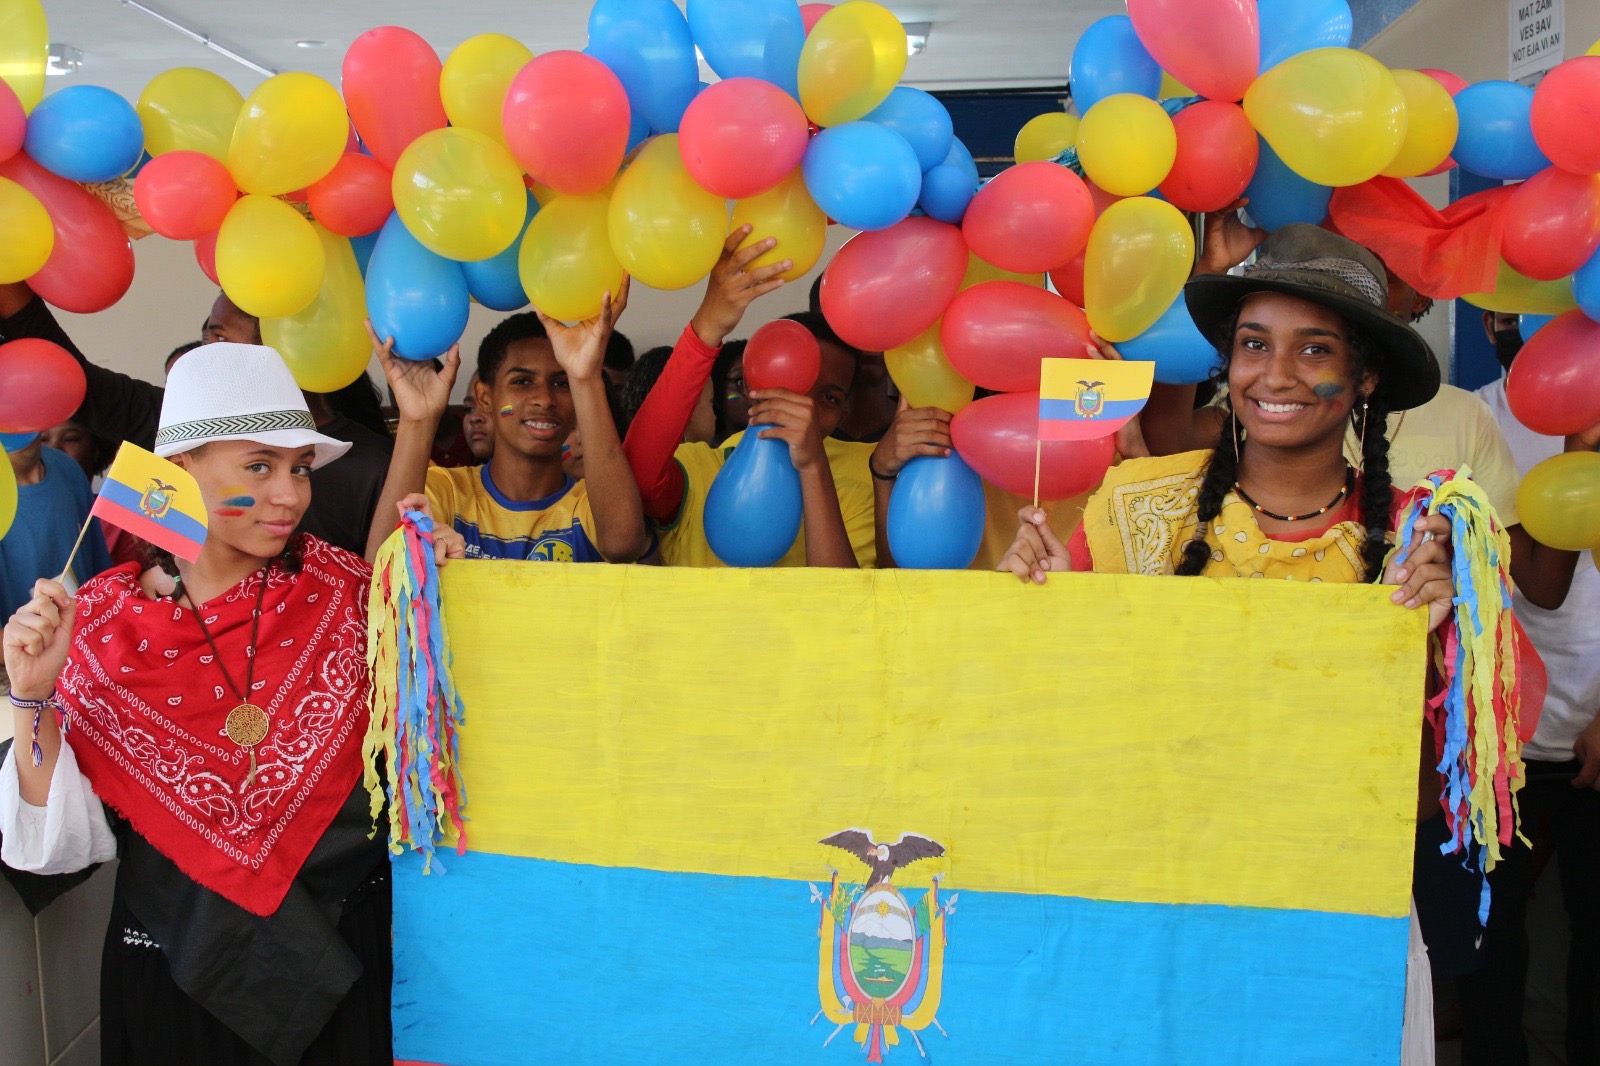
[1173,312,1395,581]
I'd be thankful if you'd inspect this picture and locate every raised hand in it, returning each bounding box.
[749,388,827,471]
[691,225,793,348]
[1196,198,1268,275]
[395,493,466,565]
[871,398,953,479]
[998,507,1072,584]
[368,321,460,426]
[538,276,631,385]
[1384,512,1455,632]
[4,579,76,700]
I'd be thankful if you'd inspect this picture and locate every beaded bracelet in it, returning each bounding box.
[7,690,57,768]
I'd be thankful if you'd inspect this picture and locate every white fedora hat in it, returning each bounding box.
[154,343,352,469]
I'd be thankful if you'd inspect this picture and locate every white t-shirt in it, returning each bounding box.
[1478,378,1600,761]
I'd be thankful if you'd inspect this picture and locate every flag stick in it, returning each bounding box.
[1031,439,1043,511]
[56,514,94,584]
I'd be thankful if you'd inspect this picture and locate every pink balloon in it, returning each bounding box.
[1126,0,1259,103]
[1419,69,1468,176]
[678,78,809,199]
[1531,56,1600,176]
[1049,248,1087,307]
[195,228,220,286]
[0,80,23,164]
[800,4,833,33]
[941,282,1094,392]
[962,162,1094,274]
[819,217,968,351]
[0,339,87,434]
[951,391,1116,500]
[0,152,133,313]
[1506,309,1600,436]
[342,27,448,169]
[744,319,821,393]
[133,151,238,240]
[503,51,631,197]
[306,152,394,237]
[1502,166,1600,281]
[1159,101,1258,213]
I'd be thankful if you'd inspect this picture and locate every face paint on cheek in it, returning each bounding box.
[1311,377,1346,400]
[215,486,254,517]
[499,405,514,418]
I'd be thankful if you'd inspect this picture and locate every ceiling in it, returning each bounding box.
[40,0,1125,103]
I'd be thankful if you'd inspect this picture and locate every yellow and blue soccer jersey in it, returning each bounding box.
[425,464,607,562]
[657,435,877,568]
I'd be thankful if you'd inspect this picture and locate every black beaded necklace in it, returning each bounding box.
[1234,464,1354,522]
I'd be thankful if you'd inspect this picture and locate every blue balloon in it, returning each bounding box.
[626,106,651,154]
[1518,313,1555,342]
[886,452,985,569]
[1242,137,1332,231]
[802,123,922,232]
[864,87,954,172]
[349,231,379,278]
[1573,246,1600,322]
[1120,294,1224,385]
[366,213,471,361]
[0,432,39,453]
[1453,81,1551,181]
[918,164,977,224]
[943,137,979,183]
[463,193,537,312]
[1069,16,1161,113]
[685,0,805,98]
[704,430,803,567]
[588,0,701,133]
[1257,0,1352,72]
[23,85,144,183]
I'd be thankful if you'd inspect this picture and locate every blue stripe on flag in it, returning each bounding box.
[1038,398,1147,422]
[97,479,208,544]
[392,852,1406,1065]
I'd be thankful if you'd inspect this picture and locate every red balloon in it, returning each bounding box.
[1531,56,1600,176]
[342,27,449,169]
[1126,0,1259,104]
[800,4,832,33]
[132,151,237,240]
[1159,101,1258,213]
[0,80,23,164]
[951,391,1116,499]
[941,282,1094,392]
[1048,248,1087,307]
[0,152,133,313]
[306,153,394,237]
[819,216,967,351]
[1506,309,1600,436]
[678,78,809,200]
[0,339,87,434]
[744,319,821,393]
[503,51,631,197]
[1418,69,1468,176]
[1502,166,1600,281]
[962,161,1094,274]
[194,228,220,286]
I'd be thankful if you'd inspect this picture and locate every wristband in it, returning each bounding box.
[8,690,57,768]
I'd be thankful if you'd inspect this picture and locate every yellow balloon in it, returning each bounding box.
[1516,451,1600,551]
[1589,38,1600,57]
[797,1,907,126]
[1463,260,1578,315]
[0,442,15,540]
[1075,94,1177,198]
[393,127,528,262]
[886,322,974,414]
[1159,70,1195,100]
[519,193,625,322]
[729,167,826,283]
[261,224,370,393]
[0,176,52,283]
[607,134,726,290]
[961,251,1042,290]
[1014,112,1079,165]
[1084,196,1194,342]
[1382,70,1458,178]
[0,0,48,112]
[137,67,244,161]
[441,33,535,147]
[216,195,326,319]
[228,72,348,196]
[1243,47,1406,187]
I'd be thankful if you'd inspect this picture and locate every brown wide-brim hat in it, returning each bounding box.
[1183,223,1441,412]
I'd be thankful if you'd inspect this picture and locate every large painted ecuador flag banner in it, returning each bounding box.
[392,565,1427,1066]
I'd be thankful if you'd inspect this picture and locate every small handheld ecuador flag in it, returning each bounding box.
[1038,358,1155,442]
[90,442,209,562]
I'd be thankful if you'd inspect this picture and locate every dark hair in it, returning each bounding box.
[616,345,674,436]
[604,330,636,373]
[323,371,388,438]
[711,339,747,441]
[478,312,550,385]
[165,340,204,374]
[781,311,861,391]
[807,274,824,314]
[1174,311,1393,581]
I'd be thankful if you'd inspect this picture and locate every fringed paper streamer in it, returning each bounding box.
[364,510,468,872]
[1386,468,1527,924]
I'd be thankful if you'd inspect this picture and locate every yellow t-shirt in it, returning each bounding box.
[968,483,1090,572]
[658,435,877,567]
[425,464,607,562]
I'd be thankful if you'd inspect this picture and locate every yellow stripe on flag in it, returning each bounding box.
[442,565,1425,919]
[100,442,207,525]
[1039,357,1154,403]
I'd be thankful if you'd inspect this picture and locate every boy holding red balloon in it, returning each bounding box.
[623,227,871,568]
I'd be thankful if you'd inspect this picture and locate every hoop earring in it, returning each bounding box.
[1354,397,1369,476]
[1231,410,1241,464]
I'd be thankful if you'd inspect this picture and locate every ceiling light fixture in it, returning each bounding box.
[295,39,327,50]
[118,0,278,77]
[46,43,83,76]
[903,21,931,56]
